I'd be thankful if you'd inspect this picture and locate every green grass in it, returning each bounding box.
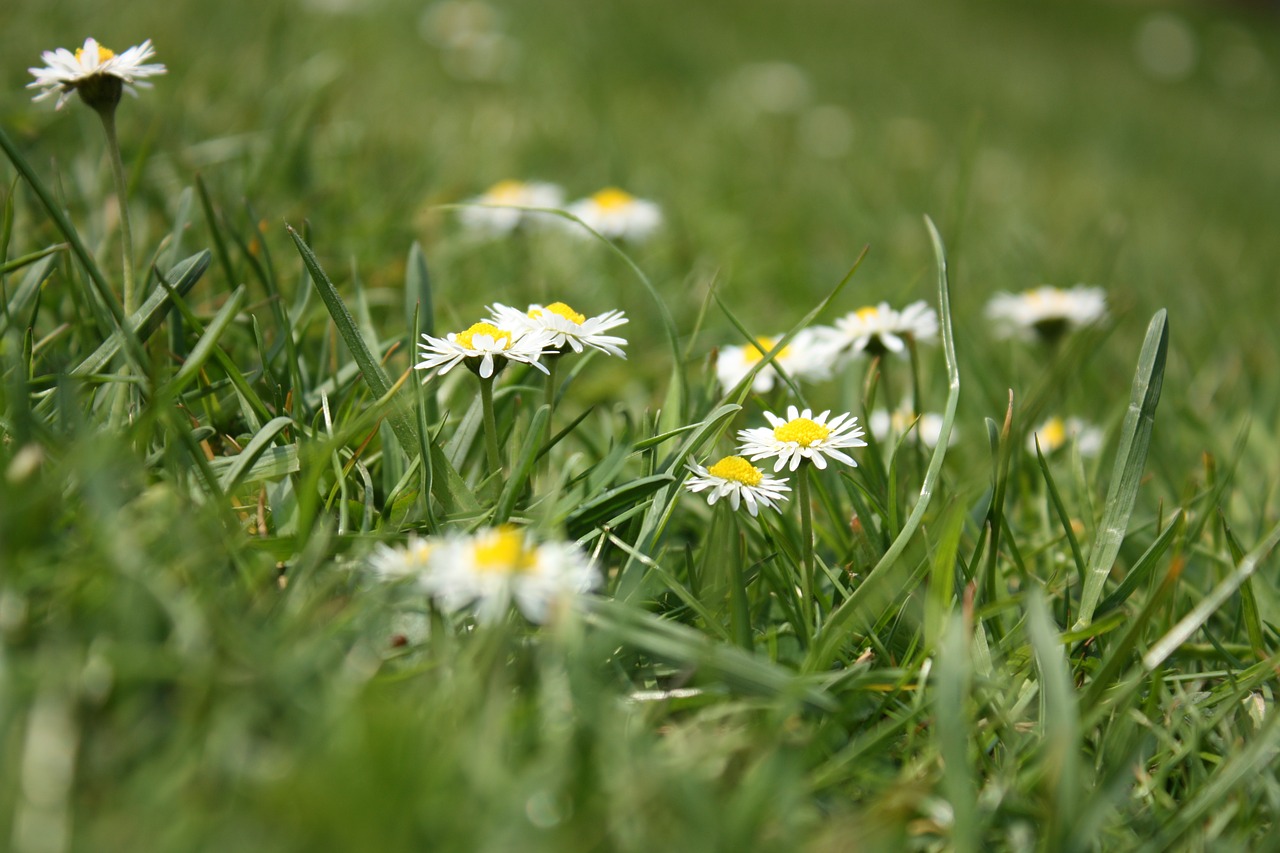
[4,0,1280,849]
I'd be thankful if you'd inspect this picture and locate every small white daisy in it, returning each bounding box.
[1028,416,1104,457]
[684,455,791,516]
[420,526,598,624]
[415,320,553,379]
[715,327,838,394]
[738,405,867,472]
[28,37,166,110]
[488,301,628,358]
[565,187,662,241]
[868,403,953,448]
[367,537,434,581]
[830,300,938,360]
[986,285,1107,342]
[456,180,563,237]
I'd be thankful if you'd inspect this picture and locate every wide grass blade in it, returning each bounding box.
[1074,310,1169,629]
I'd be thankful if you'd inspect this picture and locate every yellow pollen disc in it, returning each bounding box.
[471,527,536,575]
[408,543,433,564]
[530,302,586,325]
[592,187,635,210]
[742,337,791,365]
[774,418,830,447]
[76,45,115,63]
[707,456,764,487]
[486,180,526,202]
[456,322,512,351]
[1038,418,1066,450]
[855,306,881,322]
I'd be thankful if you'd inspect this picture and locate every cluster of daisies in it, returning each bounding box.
[415,300,628,378]
[369,526,598,625]
[458,180,662,242]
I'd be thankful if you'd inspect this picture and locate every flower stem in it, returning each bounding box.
[97,107,136,316]
[543,354,560,448]
[478,373,502,473]
[797,462,816,640]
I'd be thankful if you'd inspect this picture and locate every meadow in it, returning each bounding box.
[3,0,1280,849]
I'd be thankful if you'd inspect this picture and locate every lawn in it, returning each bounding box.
[3,0,1280,850]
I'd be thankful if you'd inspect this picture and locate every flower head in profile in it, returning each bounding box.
[1028,416,1104,457]
[868,402,953,448]
[715,327,838,394]
[367,536,434,581]
[457,180,563,237]
[420,526,598,623]
[986,285,1107,342]
[738,405,867,472]
[416,320,553,379]
[488,301,628,358]
[28,37,166,111]
[831,300,938,360]
[684,455,791,516]
[565,187,662,241]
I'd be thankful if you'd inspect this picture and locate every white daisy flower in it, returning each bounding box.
[488,301,628,358]
[738,405,867,472]
[684,455,791,516]
[565,187,662,241]
[1028,416,1104,457]
[868,403,953,448]
[456,180,563,237]
[986,285,1107,342]
[421,526,598,624]
[830,300,938,359]
[415,320,553,379]
[715,327,838,394]
[367,537,434,581]
[28,37,166,110]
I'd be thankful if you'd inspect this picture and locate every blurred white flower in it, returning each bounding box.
[684,456,790,516]
[457,180,563,237]
[488,301,628,358]
[421,526,598,623]
[28,37,166,110]
[566,188,662,241]
[1028,416,1104,457]
[415,321,553,379]
[831,300,937,360]
[715,327,838,394]
[868,403,953,448]
[367,537,434,581]
[986,285,1107,342]
[738,405,866,472]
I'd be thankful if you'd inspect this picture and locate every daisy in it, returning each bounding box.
[830,300,938,359]
[28,37,166,111]
[868,402,953,448]
[367,537,434,581]
[456,180,563,237]
[565,187,662,241]
[986,285,1107,342]
[1028,416,1104,457]
[715,327,838,394]
[488,301,628,358]
[684,456,791,516]
[415,320,553,379]
[738,405,867,472]
[421,526,598,624]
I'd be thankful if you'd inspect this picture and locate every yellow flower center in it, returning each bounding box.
[471,526,536,575]
[774,418,830,447]
[76,44,115,63]
[1037,417,1067,451]
[530,302,586,325]
[456,322,512,351]
[591,187,635,211]
[707,456,764,487]
[741,336,791,365]
[855,306,882,322]
[407,542,433,565]
[486,180,527,202]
